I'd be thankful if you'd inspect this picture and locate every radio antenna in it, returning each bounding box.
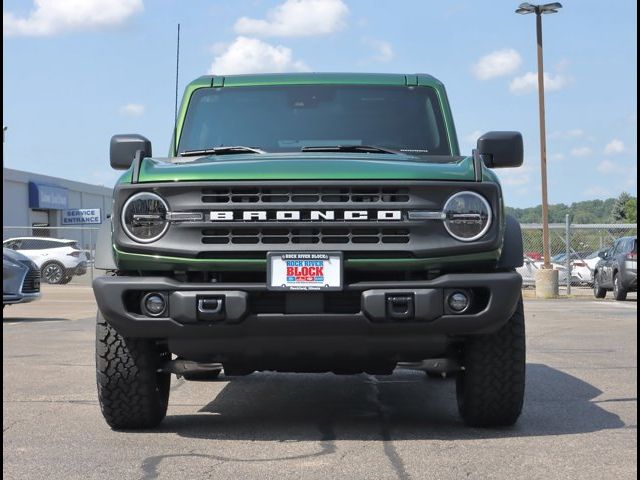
[173,23,181,156]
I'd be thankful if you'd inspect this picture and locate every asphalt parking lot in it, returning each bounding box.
[3,285,637,480]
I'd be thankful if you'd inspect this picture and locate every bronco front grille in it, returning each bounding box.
[201,227,410,245]
[201,186,410,204]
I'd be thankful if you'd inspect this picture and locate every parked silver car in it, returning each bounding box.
[3,248,41,308]
[517,255,570,287]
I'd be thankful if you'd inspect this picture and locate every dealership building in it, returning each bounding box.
[3,167,113,249]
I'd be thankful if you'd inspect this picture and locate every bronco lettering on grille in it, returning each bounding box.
[209,210,403,222]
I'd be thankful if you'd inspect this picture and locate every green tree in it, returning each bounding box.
[611,192,633,222]
[623,197,637,223]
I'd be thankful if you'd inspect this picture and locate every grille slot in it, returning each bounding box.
[21,268,41,294]
[202,228,410,245]
[201,186,410,204]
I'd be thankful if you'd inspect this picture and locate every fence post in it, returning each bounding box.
[565,214,571,295]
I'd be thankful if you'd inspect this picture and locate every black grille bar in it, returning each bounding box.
[202,186,410,204]
[202,227,410,245]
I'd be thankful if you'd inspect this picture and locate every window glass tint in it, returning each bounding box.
[632,238,637,253]
[178,85,451,156]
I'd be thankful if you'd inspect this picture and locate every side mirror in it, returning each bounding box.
[476,131,523,168]
[110,134,152,170]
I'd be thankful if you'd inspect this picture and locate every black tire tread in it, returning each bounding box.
[593,272,607,298]
[613,273,628,301]
[95,312,170,429]
[456,297,526,427]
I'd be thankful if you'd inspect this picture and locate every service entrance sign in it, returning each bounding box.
[62,208,102,225]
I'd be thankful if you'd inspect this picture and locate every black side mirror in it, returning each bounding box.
[476,131,523,168]
[110,134,152,170]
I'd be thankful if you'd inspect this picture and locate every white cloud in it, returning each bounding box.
[472,49,522,80]
[549,128,584,140]
[509,71,569,94]
[3,0,143,37]
[585,186,610,197]
[208,36,309,75]
[497,164,535,187]
[604,139,625,155]
[234,0,348,37]
[464,130,484,146]
[597,159,621,174]
[119,103,144,116]
[550,152,565,161]
[570,146,593,157]
[363,38,394,63]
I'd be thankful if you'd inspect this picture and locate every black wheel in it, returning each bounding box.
[41,262,66,284]
[613,273,628,301]
[456,296,526,427]
[95,311,170,429]
[59,275,73,285]
[593,272,607,299]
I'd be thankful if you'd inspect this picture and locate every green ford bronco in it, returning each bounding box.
[93,73,526,430]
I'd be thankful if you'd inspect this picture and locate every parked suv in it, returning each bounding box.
[3,237,88,284]
[94,73,526,430]
[3,248,41,307]
[593,236,637,300]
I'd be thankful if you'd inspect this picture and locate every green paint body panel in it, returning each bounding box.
[113,72,507,270]
[135,154,476,183]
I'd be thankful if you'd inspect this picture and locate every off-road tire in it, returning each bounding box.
[96,311,170,429]
[456,296,526,427]
[593,273,607,299]
[613,273,628,301]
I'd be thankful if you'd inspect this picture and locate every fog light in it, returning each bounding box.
[142,293,166,317]
[448,291,470,313]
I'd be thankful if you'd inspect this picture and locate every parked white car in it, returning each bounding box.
[2,237,88,284]
[571,249,607,286]
[517,255,570,287]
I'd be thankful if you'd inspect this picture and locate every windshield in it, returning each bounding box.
[177,85,451,156]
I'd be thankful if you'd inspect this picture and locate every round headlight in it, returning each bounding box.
[121,192,169,243]
[442,191,492,242]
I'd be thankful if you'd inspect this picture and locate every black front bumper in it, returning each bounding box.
[93,272,522,361]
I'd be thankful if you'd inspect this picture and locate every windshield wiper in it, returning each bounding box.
[179,146,266,157]
[300,145,400,154]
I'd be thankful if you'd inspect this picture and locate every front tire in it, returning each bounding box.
[593,272,607,299]
[613,273,628,301]
[41,261,66,284]
[456,296,526,427]
[95,311,170,429]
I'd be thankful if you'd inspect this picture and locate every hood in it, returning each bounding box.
[133,153,477,183]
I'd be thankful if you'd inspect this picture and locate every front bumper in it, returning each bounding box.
[93,272,522,360]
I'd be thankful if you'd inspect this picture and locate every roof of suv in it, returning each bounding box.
[188,72,444,89]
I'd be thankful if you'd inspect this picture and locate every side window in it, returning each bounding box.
[20,239,37,250]
[4,240,19,249]
[611,240,622,256]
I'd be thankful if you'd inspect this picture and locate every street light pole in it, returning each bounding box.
[535,9,551,269]
[516,2,562,270]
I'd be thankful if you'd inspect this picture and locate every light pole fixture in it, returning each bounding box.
[516,2,562,270]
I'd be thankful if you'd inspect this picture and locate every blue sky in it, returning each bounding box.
[3,0,637,208]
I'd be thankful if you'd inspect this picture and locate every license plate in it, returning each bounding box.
[267,252,343,291]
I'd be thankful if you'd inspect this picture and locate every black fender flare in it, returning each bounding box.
[498,215,524,269]
[94,218,117,270]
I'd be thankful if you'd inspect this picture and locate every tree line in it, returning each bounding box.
[506,192,637,224]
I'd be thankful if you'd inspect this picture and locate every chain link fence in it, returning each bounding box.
[521,219,637,295]
[3,222,637,294]
[3,226,100,286]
